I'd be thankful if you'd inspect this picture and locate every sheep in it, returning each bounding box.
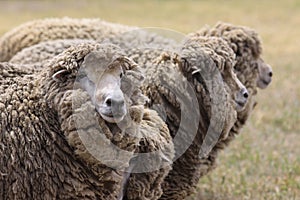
[0,17,135,62]
[106,31,249,200]
[2,18,180,66]
[186,22,273,178]
[8,36,176,200]
[0,42,174,200]
[0,17,174,65]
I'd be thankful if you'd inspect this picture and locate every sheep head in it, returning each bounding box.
[195,22,273,90]
[48,43,146,124]
[256,58,273,89]
[181,36,249,112]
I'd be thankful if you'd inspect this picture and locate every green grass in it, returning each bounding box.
[1,0,299,199]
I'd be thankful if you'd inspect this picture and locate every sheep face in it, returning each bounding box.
[53,50,131,124]
[195,22,273,91]
[256,58,273,89]
[222,68,249,111]
[80,52,128,123]
[181,38,249,112]
[93,65,126,123]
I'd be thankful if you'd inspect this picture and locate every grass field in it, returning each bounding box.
[0,0,299,199]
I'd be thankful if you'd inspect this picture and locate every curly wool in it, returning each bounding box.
[0,17,134,62]
[0,62,124,199]
[10,39,95,65]
[0,43,154,199]
[7,20,179,67]
[3,18,177,198]
[125,108,174,200]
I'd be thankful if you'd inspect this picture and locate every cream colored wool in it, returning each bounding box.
[0,17,134,62]
[0,43,170,199]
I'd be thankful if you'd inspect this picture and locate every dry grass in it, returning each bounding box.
[1,0,299,199]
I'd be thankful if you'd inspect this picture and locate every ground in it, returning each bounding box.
[0,0,299,199]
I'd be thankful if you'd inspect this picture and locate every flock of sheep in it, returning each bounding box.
[0,18,273,200]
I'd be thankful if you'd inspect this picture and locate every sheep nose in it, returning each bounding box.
[235,87,249,111]
[269,71,273,77]
[241,88,249,99]
[105,97,125,108]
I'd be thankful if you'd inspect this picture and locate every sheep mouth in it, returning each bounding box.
[100,113,125,123]
[235,100,246,111]
[262,79,271,86]
[95,105,126,123]
[257,78,272,89]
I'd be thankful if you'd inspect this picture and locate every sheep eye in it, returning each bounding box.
[120,72,124,78]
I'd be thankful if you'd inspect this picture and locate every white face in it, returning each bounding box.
[78,55,127,124]
[222,69,249,112]
[93,66,126,123]
[234,77,249,112]
[257,59,273,89]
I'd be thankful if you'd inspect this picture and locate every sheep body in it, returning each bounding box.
[0,61,126,199]
[125,108,174,200]
[0,43,174,199]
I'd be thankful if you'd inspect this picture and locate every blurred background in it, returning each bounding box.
[0,0,299,199]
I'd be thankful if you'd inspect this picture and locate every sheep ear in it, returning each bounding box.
[52,69,69,82]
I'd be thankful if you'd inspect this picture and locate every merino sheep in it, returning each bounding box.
[188,22,273,176]
[29,19,270,200]
[101,31,249,200]
[8,37,176,200]
[0,43,174,200]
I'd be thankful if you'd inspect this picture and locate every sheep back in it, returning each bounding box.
[0,17,133,62]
